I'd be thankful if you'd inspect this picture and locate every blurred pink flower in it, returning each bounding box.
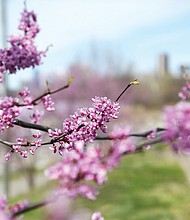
[163,101,190,153]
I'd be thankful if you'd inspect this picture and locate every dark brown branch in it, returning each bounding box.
[115,79,139,102]
[0,122,85,148]
[0,126,166,149]
[96,127,166,140]
[0,139,12,148]
[13,119,51,132]
[13,80,71,108]
[133,135,164,153]
[128,127,166,137]
[11,199,50,218]
[31,83,70,105]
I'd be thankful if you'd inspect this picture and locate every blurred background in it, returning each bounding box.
[1,0,190,219]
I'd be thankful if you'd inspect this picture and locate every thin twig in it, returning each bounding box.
[115,79,139,102]
[134,135,164,153]
[14,81,71,107]
[96,127,166,140]
[31,84,70,105]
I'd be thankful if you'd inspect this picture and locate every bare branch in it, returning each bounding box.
[133,135,164,153]
[31,83,70,106]
[115,79,139,102]
[96,127,166,140]
[13,119,51,132]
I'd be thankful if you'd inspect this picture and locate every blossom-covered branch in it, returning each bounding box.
[0,78,72,131]
[0,4,46,81]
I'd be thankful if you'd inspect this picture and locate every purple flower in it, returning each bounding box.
[41,95,55,111]
[62,96,120,149]
[45,141,107,200]
[163,101,190,153]
[179,82,190,100]
[30,110,43,124]
[0,97,21,131]
[91,212,104,220]
[0,197,10,220]
[9,199,29,214]
[0,6,46,77]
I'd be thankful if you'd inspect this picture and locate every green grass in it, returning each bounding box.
[9,148,190,219]
[9,182,55,220]
[75,150,190,220]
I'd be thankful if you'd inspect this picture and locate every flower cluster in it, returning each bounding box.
[0,196,29,219]
[0,88,34,131]
[109,125,130,139]
[41,94,55,111]
[0,196,9,220]
[0,96,21,131]
[91,212,104,220]
[61,96,120,149]
[45,133,135,200]
[45,141,107,200]
[0,6,46,79]
[163,101,190,153]
[0,87,55,131]
[9,199,29,215]
[178,81,190,100]
[107,126,135,171]
[5,132,42,160]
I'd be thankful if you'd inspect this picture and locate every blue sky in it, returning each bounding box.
[2,0,190,77]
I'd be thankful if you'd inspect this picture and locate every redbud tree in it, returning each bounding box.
[0,3,189,220]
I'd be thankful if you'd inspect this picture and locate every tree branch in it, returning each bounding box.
[9,135,165,218]
[31,83,70,106]
[96,127,166,140]
[13,119,51,132]
[11,199,51,218]
[133,135,164,153]
[16,81,71,107]
[0,125,166,150]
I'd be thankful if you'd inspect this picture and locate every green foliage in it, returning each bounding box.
[8,148,190,220]
[76,149,190,220]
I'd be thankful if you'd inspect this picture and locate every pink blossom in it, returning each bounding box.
[9,199,29,214]
[62,96,120,149]
[109,125,130,139]
[91,212,104,220]
[4,152,11,161]
[0,6,46,77]
[0,211,9,220]
[179,82,190,100]
[106,126,135,170]
[163,101,190,153]
[0,97,21,131]
[41,95,55,111]
[12,145,21,153]
[18,87,30,97]
[48,128,63,138]
[105,139,135,171]
[0,197,7,210]
[45,141,107,200]
[20,150,28,158]
[0,197,10,220]
[30,110,43,124]
[32,132,42,139]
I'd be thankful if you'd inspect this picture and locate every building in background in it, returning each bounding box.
[157,53,169,77]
